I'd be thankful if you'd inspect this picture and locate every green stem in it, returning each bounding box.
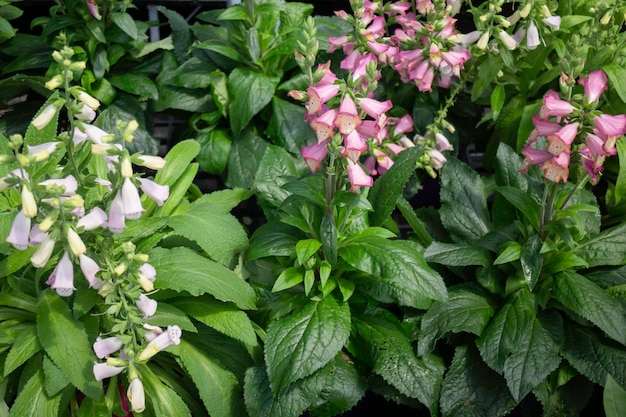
[540,182,558,239]
[558,175,589,210]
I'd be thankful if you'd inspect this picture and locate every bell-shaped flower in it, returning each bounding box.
[581,154,604,185]
[594,114,626,139]
[93,336,124,359]
[135,155,166,171]
[67,227,86,256]
[48,251,75,297]
[546,122,579,155]
[79,254,102,288]
[136,294,157,318]
[39,175,78,196]
[392,115,414,136]
[7,210,31,250]
[579,70,608,105]
[302,140,330,173]
[498,31,517,50]
[127,378,146,413]
[108,191,126,233]
[310,109,337,143]
[373,149,394,174]
[539,91,575,119]
[121,178,144,220]
[358,98,392,127]
[93,362,125,381]
[137,263,156,292]
[306,84,340,117]
[541,153,569,183]
[77,207,108,231]
[137,325,182,361]
[29,223,48,245]
[75,103,96,121]
[143,323,164,343]
[428,149,447,170]
[435,133,454,152]
[31,235,56,268]
[346,159,373,192]
[27,141,61,156]
[542,16,561,30]
[342,130,368,162]
[138,178,169,207]
[83,124,109,145]
[335,95,362,135]
[526,21,541,50]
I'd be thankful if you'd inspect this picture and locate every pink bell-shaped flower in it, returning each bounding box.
[7,210,31,250]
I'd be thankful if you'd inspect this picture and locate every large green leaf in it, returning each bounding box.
[36,290,101,399]
[418,284,495,355]
[495,186,541,230]
[520,234,543,290]
[266,97,315,155]
[604,62,626,103]
[8,370,62,417]
[553,271,626,344]
[494,143,527,189]
[439,158,491,243]
[109,74,158,100]
[42,355,70,396]
[150,247,256,310]
[174,296,258,347]
[247,221,305,260]
[110,12,138,40]
[340,236,447,308]
[228,68,280,136]
[573,223,626,268]
[140,365,192,417]
[244,365,327,417]
[170,339,244,417]
[423,241,490,267]
[143,302,197,333]
[309,355,367,417]
[4,325,41,376]
[561,325,626,389]
[168,199,248,266]
[157,6,191,62]
[440,345,516,417]
[254,144,299,208]
[368,146,422,227]
[226,129,269,189]
[352,308,445,410]
[605,374,626,417]
[264,297,350,393]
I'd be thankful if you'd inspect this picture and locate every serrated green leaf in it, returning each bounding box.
[352,308,444,410]
[8,370,62,417]
[244,365,327,417]
[440,345,516,417]
[604,374,626,417]
[368,146,422,226]
[158,6,191,62]
[553,271,626,344]
[150,247,256,310]
[174,296,258,347]
[36,291,101,399]
[226,129,270,189]
[424,241,490,267]
[4,325,41,376]
[495,143,528,190]
[140,365,192,417]
[42,355,70,397]
[496,186,541,230]
[168,200,248,265]
[604,62,626,103]
[320,213,338,265]
[472,56,503,101]
[265,296,350,393]
[561,325,626,388]
[520,234,543,290]
[169,339,244,417]
[340,237,447,308]
[228,68,280,136]
[440,158,491,243]
[144,302,197,333]
[196,189,252,213]
[110,12,138,40]
[573,222,626,268]
[255,144,298,207]
[266,97,316,155]
[418,285,495,355]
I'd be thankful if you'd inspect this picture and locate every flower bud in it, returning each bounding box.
[71,89,100,110]
[31,104,59,130]
[477,31,490,49]
[498,31,518,50]
[120,155,133,178]
[63,194,84,210]
[52,50,64,64]
[520,3,532,18]
[31,235,56,268]
[134,155,166,171]
[67,227,86,256]
[127,378,146,413]
[21,186,37,218]
[123,120,139,143]
[39,212,59,232]
[45,75,64,91]
[68,61,87,72]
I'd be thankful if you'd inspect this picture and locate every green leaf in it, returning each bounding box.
[604,374,626,417]
[423,241,490,267]
[520,234,543,290]
[226,129,269,189]
[197,188,252,213]
[264,296,350,392]
[440,158,491,243]
[36,290,101,399]
[272,267,304,292]
[42,355,70,396]
[493,242,521,265]
[168,200,248,266]
[472,56,503,101]
[109,74,158,100]
[196,129,231,175]
[573,222,626,268]
[352,308,445,410]
[228,68,280,136]
[110,12,138,40]
[418,284,495,355]
[491,84,505,120]
[169,339,244,417]
[247,221,305,260]
[254,144,298,207]
[266,97,316,155]
[150,247,256,310]
[561,325,626,388]
[440,345,516,417]
[174,296,258,347]
[244,365,326,417]
[477,289,535,373]
[8,370,62,417]
[340,237,447,308]
[320,213,338,265]
[296,239,322,265]
[4,325,41,376]
[144,302,197,333]
[368,146,422,226]
[495,186,541,230]
[217,5,251,22]
[495,142,528,189]
[157,6,191,62]
[140,365,192,417]
[604,62,626,103]
[553,272,626,344]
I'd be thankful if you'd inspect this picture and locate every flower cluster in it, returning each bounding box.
[521,70,626,184]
